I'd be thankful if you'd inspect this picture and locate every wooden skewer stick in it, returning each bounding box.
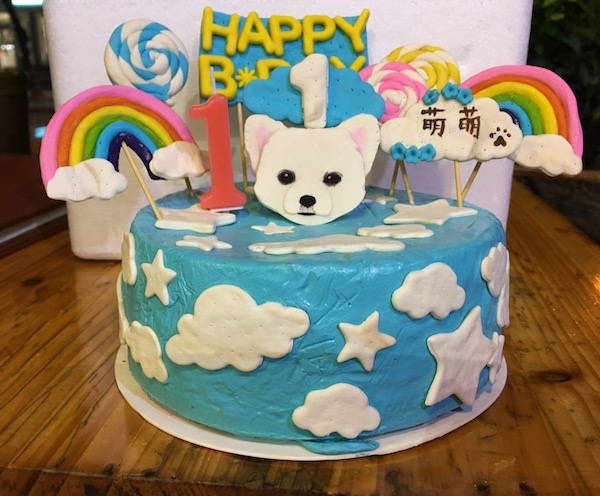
[121,142,163,220]
[461,160,482,201]
[237,102,250,192]
[388,160,400,196]
[389,160,414,204]
[453,160,463,208]
[184,177,194,197]
[399,160,414,205]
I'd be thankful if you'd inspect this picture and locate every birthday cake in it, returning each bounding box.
[119,186,507,455]
[40,4,583,456]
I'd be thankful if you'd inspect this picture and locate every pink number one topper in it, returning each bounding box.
[189,94,246,210]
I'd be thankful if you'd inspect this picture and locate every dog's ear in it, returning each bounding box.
[244,115,286,173]
[338,114,381,174]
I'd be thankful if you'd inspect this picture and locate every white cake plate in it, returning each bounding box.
[115,345,507,460]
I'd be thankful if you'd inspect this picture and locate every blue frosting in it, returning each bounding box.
[122,187,505,453]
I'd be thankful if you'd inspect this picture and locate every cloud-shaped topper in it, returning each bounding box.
[392,262,466,319]
[242,65,384,128]
[509,134,582,176]
[292,383,381,438]
[46,158,127,201]
[380,95,523,162]
[124,321,168,382]
[165,285,309,372]
[481,243,510,327]
[149,141,206,180]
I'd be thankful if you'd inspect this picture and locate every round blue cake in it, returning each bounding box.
[119,187,508,455]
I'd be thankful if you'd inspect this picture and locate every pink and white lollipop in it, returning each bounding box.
[359,61,427,122]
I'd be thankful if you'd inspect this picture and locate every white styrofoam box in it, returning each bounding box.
[43,0,533,259]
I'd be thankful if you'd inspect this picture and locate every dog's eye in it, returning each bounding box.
[277,170,296,185]
[323,172,343,186]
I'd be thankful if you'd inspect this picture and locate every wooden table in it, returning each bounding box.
[1,180,599,495]
[0,153,66,258]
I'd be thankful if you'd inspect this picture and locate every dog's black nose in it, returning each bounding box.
[299,195,316,208]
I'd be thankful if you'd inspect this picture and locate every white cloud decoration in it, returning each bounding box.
[46,159,127,201]
[488,331,506,384]
[121,232,137,285]
[249,234,405,256]
[392,262,465,319]
[510,134,582,177]
[481,243,510,327]
[149,141,206,179]
[116,272,129,344]
[165,285,309,372]
[124,321,168,383]
[292,383,381,438]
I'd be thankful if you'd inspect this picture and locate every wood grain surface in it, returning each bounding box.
[0,180,598,495]
[0,154,67,258]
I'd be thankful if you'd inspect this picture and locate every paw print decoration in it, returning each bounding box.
[489,127,512,147]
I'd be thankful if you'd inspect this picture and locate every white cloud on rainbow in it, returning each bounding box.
[149,141,205,179]
[510,134,582,176]
[46,158,127,201]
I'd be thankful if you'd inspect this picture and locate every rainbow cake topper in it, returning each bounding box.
[39,85,205,202]
[373,53,584,206]
[463,65,583,158]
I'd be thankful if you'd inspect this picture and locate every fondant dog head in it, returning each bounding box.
[245,114,380,225]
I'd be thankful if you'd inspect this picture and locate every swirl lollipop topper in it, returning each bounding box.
[104,19,189,106]
[384,43,461,91]
[359,61,427,122]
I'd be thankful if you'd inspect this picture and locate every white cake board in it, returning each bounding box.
[115,345,507,460]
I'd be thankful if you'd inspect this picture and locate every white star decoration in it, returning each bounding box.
[425,306,496,406]
[141,249,177,306]
[384,199,477,225]
[251,222,296,235]
[337,311,397,371]
[487,332,505,384]
[176,235,232,251]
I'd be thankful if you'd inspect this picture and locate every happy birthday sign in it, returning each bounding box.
[198,7,370,104]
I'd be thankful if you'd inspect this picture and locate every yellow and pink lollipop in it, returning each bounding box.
[362,44,461,202]
[384,43,461,91]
